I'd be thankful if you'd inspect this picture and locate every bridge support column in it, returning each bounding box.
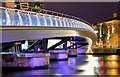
[42,39,48,53]
[63,42,67,50]
[21,41,29,52]
[49,50,68,61]
[9,45,21,53]
[68,49,78,57]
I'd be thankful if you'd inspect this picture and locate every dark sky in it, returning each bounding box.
[44,2,119,24]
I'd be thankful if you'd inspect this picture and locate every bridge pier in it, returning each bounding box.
[2,53,50,68]
[42,39,48,52]
[9,45,21,53]
[68,49,78,57]
[49,50,68,61]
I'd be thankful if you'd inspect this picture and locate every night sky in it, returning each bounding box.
[44,2,119,24]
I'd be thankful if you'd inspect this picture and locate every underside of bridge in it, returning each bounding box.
[0,6,96,53]
[0,26,96,53]
[1,26,96,43]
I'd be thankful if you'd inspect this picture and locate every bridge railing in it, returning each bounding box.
[0,6,94,32]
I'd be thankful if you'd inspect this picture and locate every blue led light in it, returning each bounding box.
[0,8,94,32]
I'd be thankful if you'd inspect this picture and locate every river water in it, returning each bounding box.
[2,54,120,77]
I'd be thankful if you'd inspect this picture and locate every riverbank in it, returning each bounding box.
[92,48,120,54]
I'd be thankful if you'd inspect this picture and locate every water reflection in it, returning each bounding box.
[2,53,120,76]
[96,68,119,75]
[94,55,120,76]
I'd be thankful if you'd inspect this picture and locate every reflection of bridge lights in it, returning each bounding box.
[112,61,116,64]
[71,59,76,64]
[2,20,5,22]
[107,61,110,63]
[68,58,76,64]
[108,55,118,60]
[100,57,102,58]
[111,55,117,59]
[100,69,104,75]
[77,55,97,75]
[100,61,104,67]
[106,61,118,68]
[110,69,118,75]
[107,69,118,75]
[83,37,93,53]
[55,74,63,75]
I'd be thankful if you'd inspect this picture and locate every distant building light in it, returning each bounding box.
[14,5,17,8]
[113,13,117,17]
[37,48,40,51]
[14,42,21,45]
[94,31,98,33]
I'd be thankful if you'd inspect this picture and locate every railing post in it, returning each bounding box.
[28,12,32,26]
[66,18,70,27]
[78,21,80,28]
[63,18,67,27]
[43,15,47,26]
[71,20,74,28]
[36,13,40,26]
[69,19,73,28]
[5,9,11,25]
[75,21,77,28]
[75,20,78,28]
[54,17,58,27]
[0,8,2,25]
[59,17,63,27]
[18,10,23,25]
[49,15,53,26]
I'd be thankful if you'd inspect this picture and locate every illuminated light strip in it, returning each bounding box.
[0,6,91,25]
[43,15,47,26]
[80,21,94,32]
[59,18,63,27]
[66,18,70,27]
[49,15,53,26]
[28,12,32,26]
[0,7,95,33]
[36,14,41,26]
[63,18,67,27]
[69,19,73,27]
[5,9,11,25]
[78,21,81,28]
[54,17,59,27]
[18,10,23,25]
[0,5,92,25]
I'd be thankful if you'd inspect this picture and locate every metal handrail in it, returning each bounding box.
[0,1,91,26]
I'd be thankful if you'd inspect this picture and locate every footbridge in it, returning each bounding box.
[0,7,96,42]
[0,6,97,68]
[0,6,96,53]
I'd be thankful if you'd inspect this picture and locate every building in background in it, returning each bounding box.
[0,0,44,11]
[0,0,15,8]
[95,13,120,48]
[15,0,44,12]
